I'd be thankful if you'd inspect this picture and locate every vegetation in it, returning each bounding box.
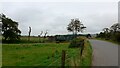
[0,14,21,41]
[67,18,86,38]
[28,26,31,41]
[20,36,48,43]
[1,14,92,67]
[2,36,92,67]
[81,40,92,66]
[69,37,84,48]
[69,37,92,66]
[2,43,69,66]
[96,23,120,44]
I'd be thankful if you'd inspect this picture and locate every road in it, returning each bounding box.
[89,40,118,66]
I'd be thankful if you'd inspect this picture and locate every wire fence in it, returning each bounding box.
[47,40,85,67]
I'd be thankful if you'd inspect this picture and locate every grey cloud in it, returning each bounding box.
[1,2,118,36]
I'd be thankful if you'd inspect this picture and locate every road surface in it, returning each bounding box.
[89,40,118,66]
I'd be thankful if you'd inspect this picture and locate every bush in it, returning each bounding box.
[69,37,85,48]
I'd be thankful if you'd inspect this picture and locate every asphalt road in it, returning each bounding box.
[89,40,118,66]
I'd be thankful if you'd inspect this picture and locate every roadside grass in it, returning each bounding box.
[0,43,2,67]
[81,40,93,66]
[95,38,120,45]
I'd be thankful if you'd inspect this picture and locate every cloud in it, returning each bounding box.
[1,2,118,35]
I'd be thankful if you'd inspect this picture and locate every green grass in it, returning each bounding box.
[20,36,48,43]
[2,43,69,66]
[2,43,84,66]
[2,38,93,66]
[0,43,2,67]
[81,40,93,66]
[2,36,49,44]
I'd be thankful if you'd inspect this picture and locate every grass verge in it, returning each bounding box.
[80,40,93,66]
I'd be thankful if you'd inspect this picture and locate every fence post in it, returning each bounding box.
[80,40,84,56]
[61,50,66,68]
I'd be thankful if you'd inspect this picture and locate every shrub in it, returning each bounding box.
[69,37,85,48]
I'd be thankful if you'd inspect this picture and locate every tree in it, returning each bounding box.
[102,28,110,39]
[110,23,120,33]
[0,13,21,41]
[110,23,120,42]
[28,26,31,41]
[38,31,43,42]
[67,18,86,38]
[96,23,120,42]
[44,30,48,38]
[103,28,109,34]
[40,31,43,37]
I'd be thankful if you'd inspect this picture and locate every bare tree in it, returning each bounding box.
[38,31,43,42]
[28,26,31,41]
[44,30,48,38]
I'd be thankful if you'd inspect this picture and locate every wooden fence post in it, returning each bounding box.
[61,50,66,68]
[80,40,84,56]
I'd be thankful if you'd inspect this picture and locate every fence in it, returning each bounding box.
[48,40,85,67]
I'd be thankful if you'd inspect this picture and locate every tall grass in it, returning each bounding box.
[81,40,93,66]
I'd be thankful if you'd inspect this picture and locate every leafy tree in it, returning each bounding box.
[96,23,120,43]
[102,28,110,39]
[0,13,21,41]
[67,18,86,38]
[110,23,120,33]
[103,28,109,34]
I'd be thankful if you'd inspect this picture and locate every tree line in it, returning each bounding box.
[96,23,120,43]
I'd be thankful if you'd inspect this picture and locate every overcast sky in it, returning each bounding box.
[0,1,118,36]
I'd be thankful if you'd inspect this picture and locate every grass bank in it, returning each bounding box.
[80,40,93,66]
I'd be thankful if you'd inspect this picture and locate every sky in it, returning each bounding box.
[0,0,118,36]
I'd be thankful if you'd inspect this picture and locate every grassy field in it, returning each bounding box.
[3,43,68,66]
[2,38,92,66]
[3,43,81,66]
[20,36,48,43]
[2,36,49,43]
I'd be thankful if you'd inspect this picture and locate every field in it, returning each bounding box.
[2,43,81,66]
[2,36,92,67]
[20,36,49,43]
